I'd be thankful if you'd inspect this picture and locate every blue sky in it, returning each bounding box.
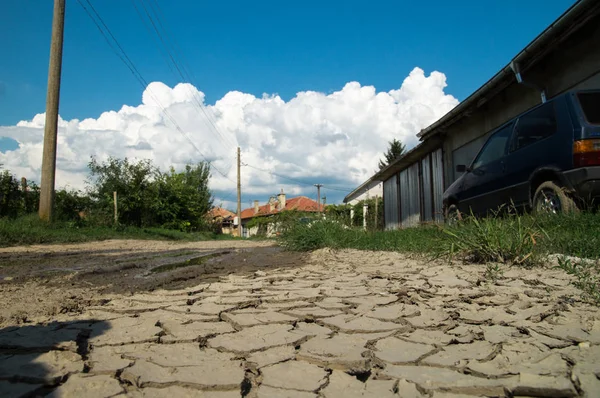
[1,0,574,126]
[0,0,577,206]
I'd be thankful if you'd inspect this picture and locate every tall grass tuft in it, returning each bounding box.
[442,211,546,267]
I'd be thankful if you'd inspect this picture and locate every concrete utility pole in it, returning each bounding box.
[237,147,242,237]
[314,184,323,213]
[39,0,66,222]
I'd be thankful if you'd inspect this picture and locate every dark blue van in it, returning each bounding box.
[443,90,600,219]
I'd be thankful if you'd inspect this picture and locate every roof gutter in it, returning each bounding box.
[417,0,596,141]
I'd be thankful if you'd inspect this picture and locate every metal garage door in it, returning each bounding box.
[383,174,399,230]
[400,163,421,228]
[421,155,433,222]
[432,148,444,222]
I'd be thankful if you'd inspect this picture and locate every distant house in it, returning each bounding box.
[240,190,323,237]
[343,179,382,205]
[207,207,236,235]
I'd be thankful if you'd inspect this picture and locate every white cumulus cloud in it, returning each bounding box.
[0,67,458,208]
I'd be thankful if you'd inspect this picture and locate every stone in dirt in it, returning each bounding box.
[466,341,552,377]
[246,345,296,369]
[283,306,344,318]
[405,309,450,328]
[121,355,243,389]
[365,303,420,321]
[480,325,524,344]
[46,374,124,397]
[0,350,82,385]
[208,324,307,353]
[186,302,239,315]
[261,361,328,392]
[380,364,516,396]
[87,316,162,346]
[127,387,242,397]
[160,320,235,343]
[399,329,457,346]
[321,314,405,333]
[291,322,333,337]
[428,273,471,288]
[373,337,435,364]
[256,385,317,398]
[422,341,496,366]
[221,311,297,328]
[513,373,577,397]
[321,370,408,398]
[87,345,133,374]
[297,333,381,373]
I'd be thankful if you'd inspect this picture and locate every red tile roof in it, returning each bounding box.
[208,207,236,220]
[241,196,324,220]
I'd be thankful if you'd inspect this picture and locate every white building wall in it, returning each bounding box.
[345,181,383,205]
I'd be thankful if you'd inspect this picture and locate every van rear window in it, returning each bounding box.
[578,92,600,124]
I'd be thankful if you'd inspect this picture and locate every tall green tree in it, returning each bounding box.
[154,163,213,231]
[378,138,406,170]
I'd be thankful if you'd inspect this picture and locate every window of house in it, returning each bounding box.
[578,92,600,125]
[512,102,557,151]
[472,123,513,169]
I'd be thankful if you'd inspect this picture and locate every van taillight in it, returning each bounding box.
[574,139,600,167]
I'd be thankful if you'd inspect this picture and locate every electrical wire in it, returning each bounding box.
[78,0,234,182]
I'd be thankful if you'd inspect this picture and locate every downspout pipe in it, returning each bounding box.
[510,61,547,103]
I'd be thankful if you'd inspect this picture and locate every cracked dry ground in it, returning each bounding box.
[2,248,600,397]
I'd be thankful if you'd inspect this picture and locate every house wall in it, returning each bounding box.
[345,180,383,205]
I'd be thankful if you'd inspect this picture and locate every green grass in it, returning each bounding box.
[279,212,600,262]
[278,219,444,253]
[0,214,235,247]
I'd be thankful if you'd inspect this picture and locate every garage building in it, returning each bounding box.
[373,0,600,229]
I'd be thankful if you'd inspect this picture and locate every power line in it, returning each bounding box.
[242,162,353,192]
[77,0,233,182]
[132,0,236,151]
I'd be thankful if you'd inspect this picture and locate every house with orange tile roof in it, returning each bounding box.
[207,206,237,235]
[240,189,324,237]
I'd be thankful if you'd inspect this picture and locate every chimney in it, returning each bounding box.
[277,189,286,210]
[269,196,276,212]
[254,200,260,214]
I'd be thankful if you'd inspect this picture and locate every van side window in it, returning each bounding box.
[512,102,557,151]
[472,123,513,169]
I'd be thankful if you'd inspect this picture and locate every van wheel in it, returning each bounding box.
[532,181,578,215]
[445,204,462,225]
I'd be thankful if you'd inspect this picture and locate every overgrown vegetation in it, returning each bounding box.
[0,158,221,246]
[280,210,600,262]
[0,214,230,248]
[556,256,600,305]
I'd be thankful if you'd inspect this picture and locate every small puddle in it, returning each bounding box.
[150,251,230,274]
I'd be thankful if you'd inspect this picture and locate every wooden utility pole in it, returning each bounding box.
[314,184,323,213]
[113,191,118,224]
[39,0,66,222]
[236,147,242,237]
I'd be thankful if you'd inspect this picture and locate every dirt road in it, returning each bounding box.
[0,239,305,325]
[1,240,599,397]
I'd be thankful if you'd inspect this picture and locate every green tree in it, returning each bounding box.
[87,157,159,227]
[154,163,213,231]
[378,138,406,170]
[0,169,22,218]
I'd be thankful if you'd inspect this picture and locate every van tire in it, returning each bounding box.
[532,181,578,215]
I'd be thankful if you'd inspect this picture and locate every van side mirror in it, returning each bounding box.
[456,164,468,173]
